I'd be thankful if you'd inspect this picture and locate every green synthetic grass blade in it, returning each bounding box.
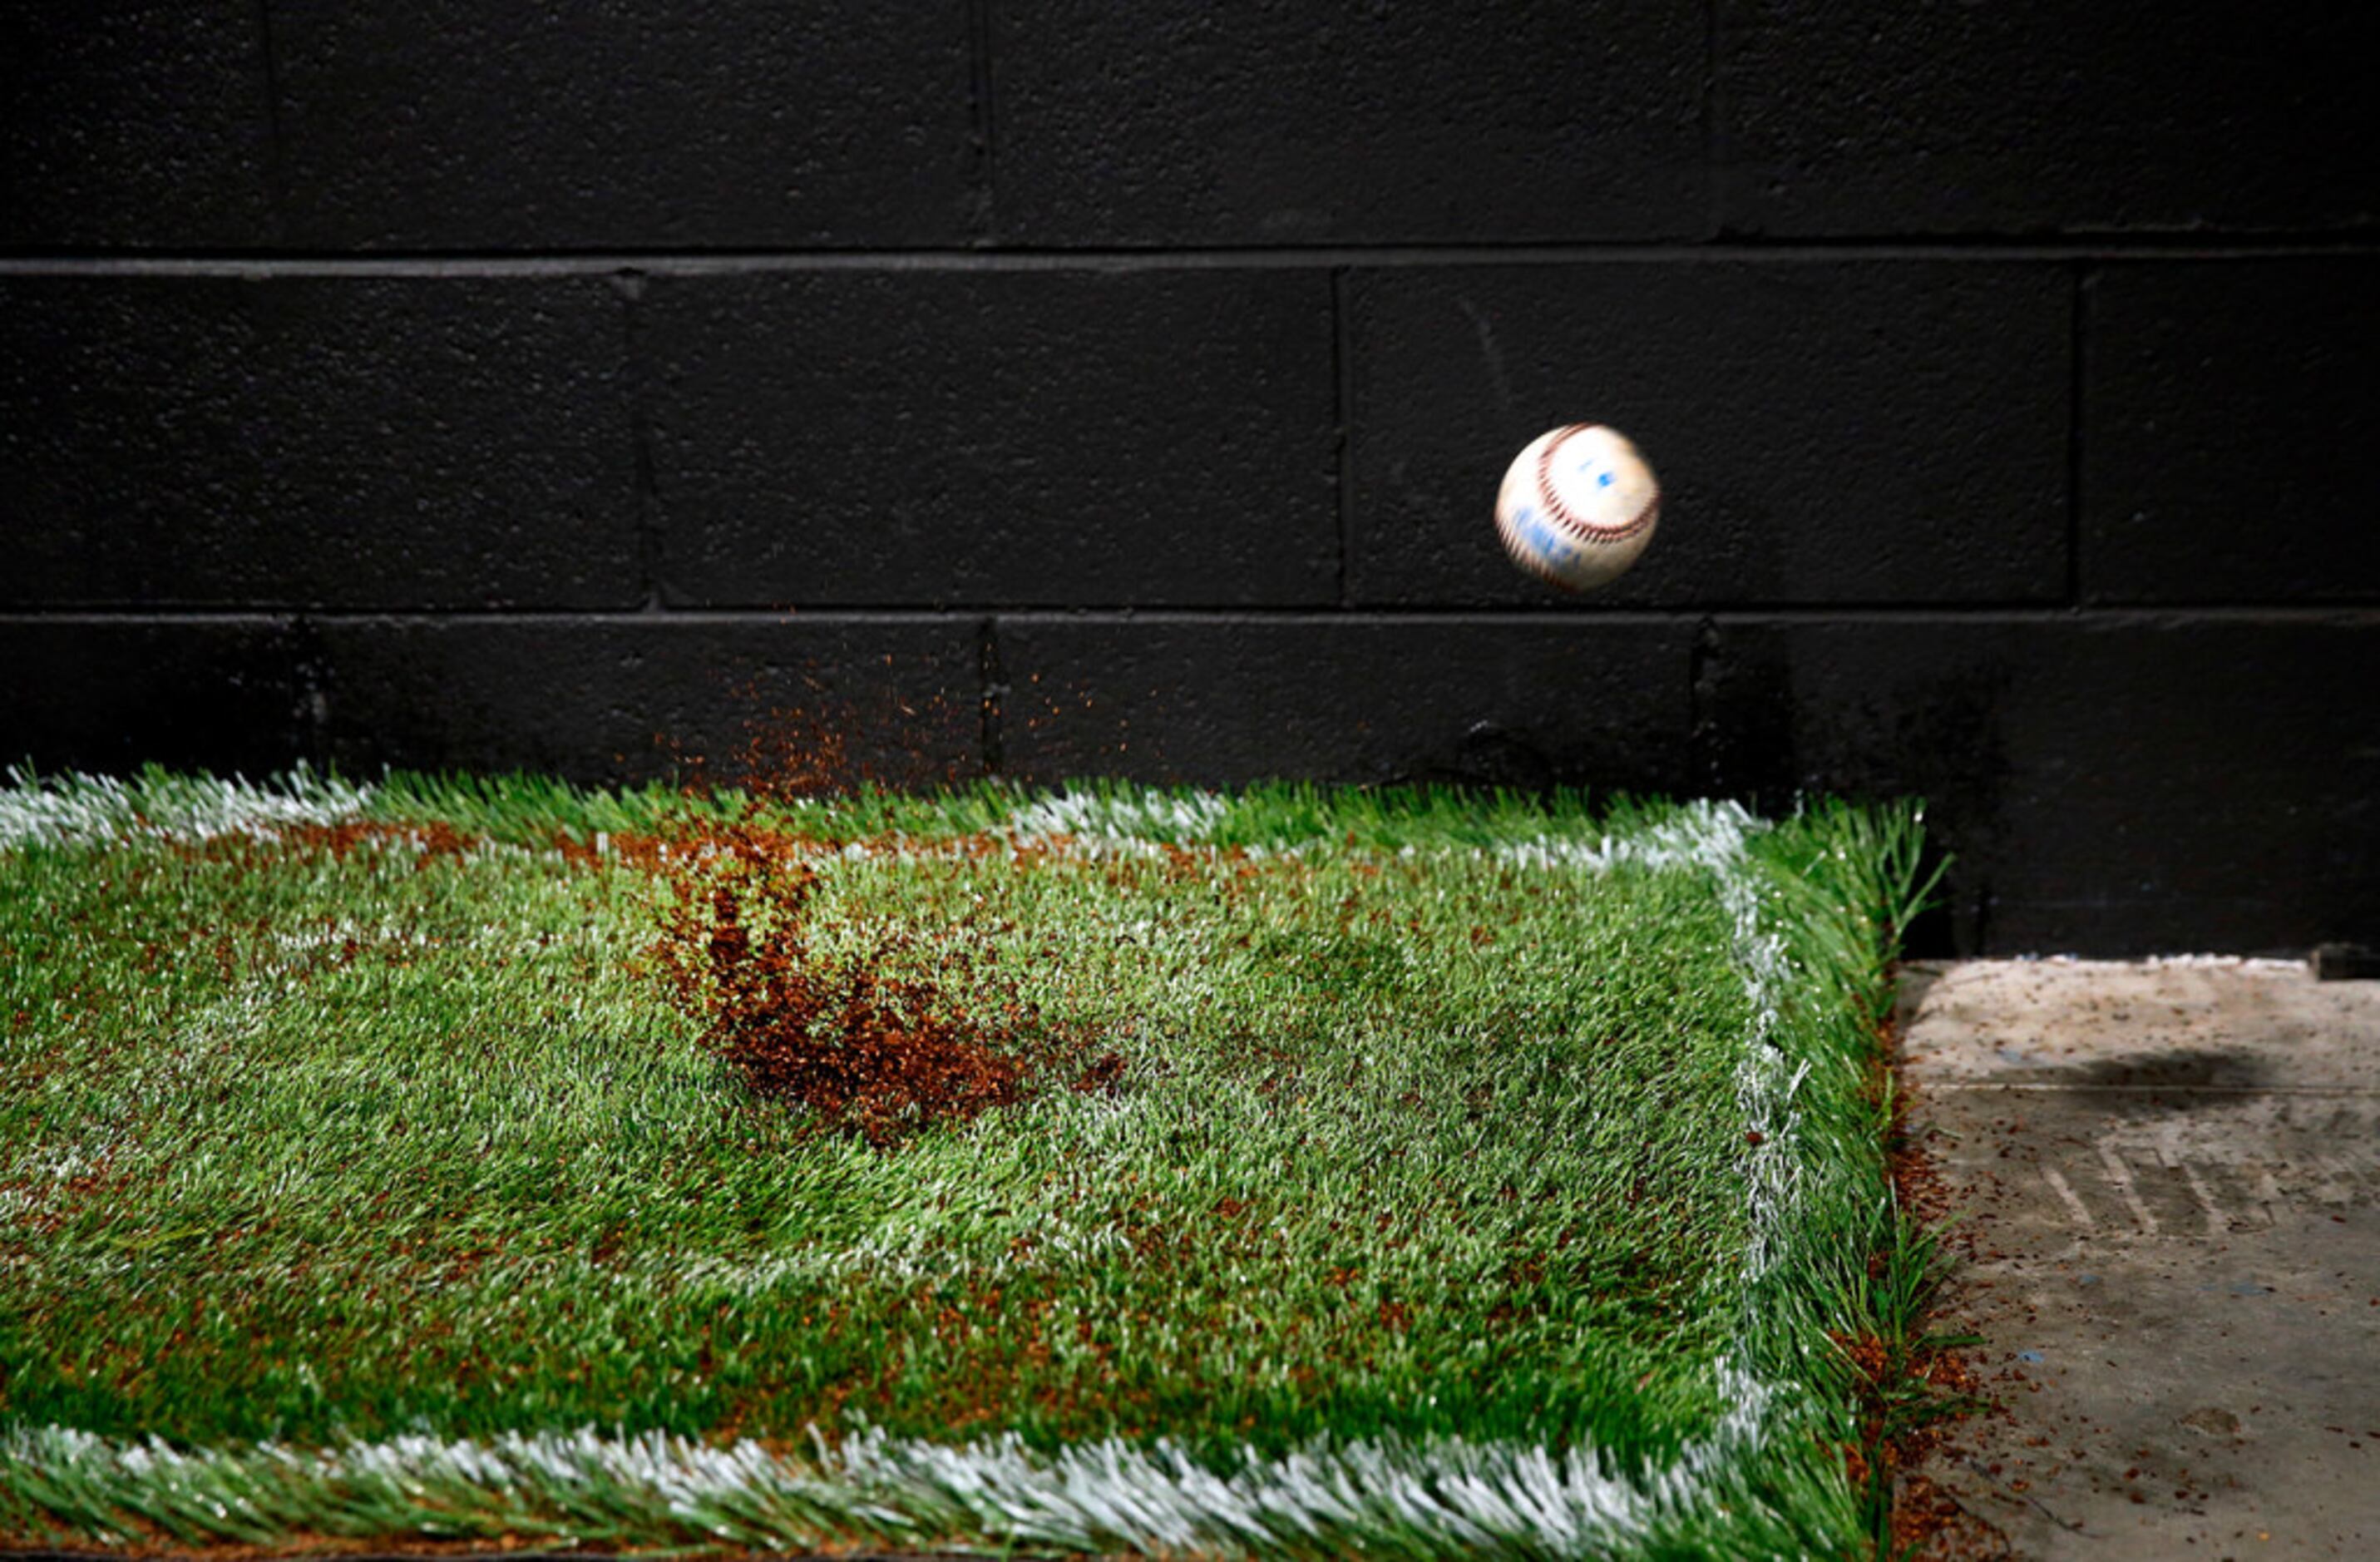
[2,768,1938,1558]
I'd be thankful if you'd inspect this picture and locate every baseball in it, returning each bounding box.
[1493,423,1661,592]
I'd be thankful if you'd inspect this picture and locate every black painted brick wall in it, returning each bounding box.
[5,2,2377,956]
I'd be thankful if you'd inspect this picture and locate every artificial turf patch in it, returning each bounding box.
[0,769,1936,1558]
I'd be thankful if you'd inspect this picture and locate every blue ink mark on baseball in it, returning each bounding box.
[1524,514,1568,561]
[1597,470,1616,488]
[1513,504,1534,524]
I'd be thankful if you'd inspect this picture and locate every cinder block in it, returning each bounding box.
[0,276,640,609]
[1701,616,2380,956]
[2,0,278,248]
[2083,260,2380,603]
[993,0,1706,244]
[1347,262,2071,606]
[995,615,1698,794]
[1719,0,2380,235]
[269,0,977,248]
[646,269,1337,607]
[312,617,986,789]
[0,619,317,775]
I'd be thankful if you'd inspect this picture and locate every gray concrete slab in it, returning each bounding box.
[1899,958,2380,1560]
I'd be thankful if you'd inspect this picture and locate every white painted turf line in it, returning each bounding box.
[2,793,1818,1557]
[0,767,375,850]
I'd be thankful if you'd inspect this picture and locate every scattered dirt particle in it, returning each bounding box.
[646,823,1080,1149]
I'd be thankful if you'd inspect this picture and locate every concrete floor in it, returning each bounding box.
[1899,958,2380,1560]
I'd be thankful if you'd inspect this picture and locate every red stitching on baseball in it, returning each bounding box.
[1533,424,1659,544]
